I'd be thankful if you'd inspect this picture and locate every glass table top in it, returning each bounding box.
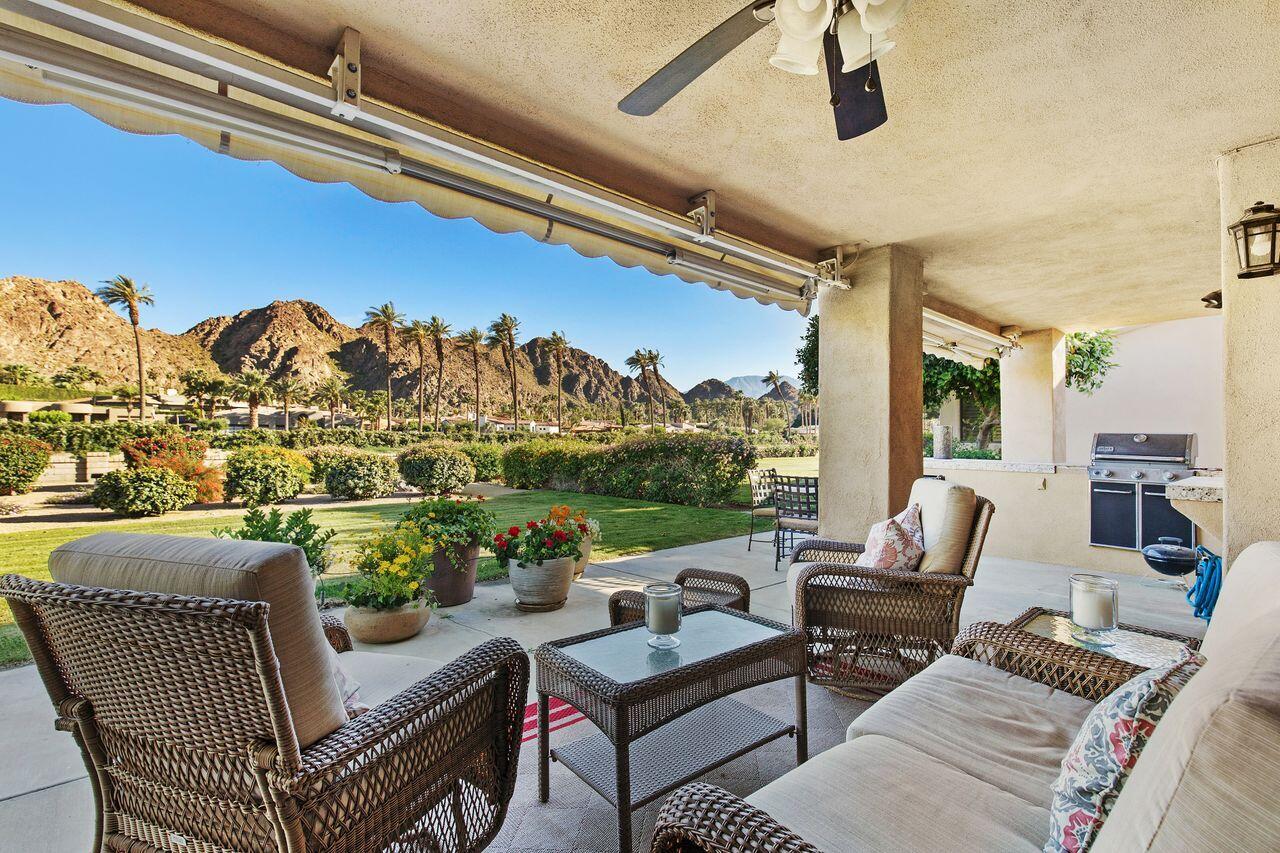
[1021,613,1191,669]
[560,610,787,683]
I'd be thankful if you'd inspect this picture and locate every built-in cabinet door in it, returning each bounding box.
[1091,482,1138,548]
[1140,485,1196,550]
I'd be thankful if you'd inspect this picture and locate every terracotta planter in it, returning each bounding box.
[572,536,594,581]
[427,540,481,606]
[344,602,431,644]
[510,557,575,612]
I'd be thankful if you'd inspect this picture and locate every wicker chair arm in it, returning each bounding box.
[289,637,529,785]
[651,783,821,852]
[789,538,865,565]
[675,568,752,611]
[608,589,646,627]
[794,562,974,591]
[319,612,353,653]
[951,622,1144,702]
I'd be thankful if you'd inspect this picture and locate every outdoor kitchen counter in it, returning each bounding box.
[1168,475,1224,546]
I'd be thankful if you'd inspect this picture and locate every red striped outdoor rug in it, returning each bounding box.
[521,697,586,744]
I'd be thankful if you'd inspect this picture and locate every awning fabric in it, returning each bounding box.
[0,7,812,313]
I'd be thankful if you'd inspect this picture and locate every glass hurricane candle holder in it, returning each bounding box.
[1069,573,1119,647]
[644,582,682,649]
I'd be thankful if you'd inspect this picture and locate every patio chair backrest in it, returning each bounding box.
[774,475,819,519]
[1094,540,1280,851]
[0,572,301,852]
[748,468,778,508]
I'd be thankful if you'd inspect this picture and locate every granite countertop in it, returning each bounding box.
[1166,475,1224,503]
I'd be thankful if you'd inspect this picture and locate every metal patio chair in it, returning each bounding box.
[774,475,819,570]
[747,467,778,551]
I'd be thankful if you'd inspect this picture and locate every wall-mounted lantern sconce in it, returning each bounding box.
[1228,201,1280,278]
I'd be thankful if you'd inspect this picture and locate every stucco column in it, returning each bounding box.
[818,244,923,540]
[1219,140,1280,563]
[999,328,1067,463]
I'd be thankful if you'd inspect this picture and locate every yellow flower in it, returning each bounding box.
[408,581,419,591]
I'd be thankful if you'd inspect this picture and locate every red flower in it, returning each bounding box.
[543,538,554,548]
[493,534,506,545]
[577,523,589,534]
[526,521,539,530]
[553,529,568,542]
[508,526,521,537]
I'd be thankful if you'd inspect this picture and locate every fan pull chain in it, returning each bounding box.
[864,32,878,92]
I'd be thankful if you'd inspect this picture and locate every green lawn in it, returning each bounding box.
[0,490,750,667]
[731,455,820,504]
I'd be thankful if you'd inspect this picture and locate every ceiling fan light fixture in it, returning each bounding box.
[857,0,914,34]
[836,11,895,72]
[769,0,835,75]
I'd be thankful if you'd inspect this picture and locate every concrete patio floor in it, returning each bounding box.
[0,534,1205,851]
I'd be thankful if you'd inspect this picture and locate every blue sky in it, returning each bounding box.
[0,98,807,391]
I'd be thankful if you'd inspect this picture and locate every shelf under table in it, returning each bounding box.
[551,697,793,811]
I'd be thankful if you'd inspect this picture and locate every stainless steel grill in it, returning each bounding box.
[1088,433,1197,551]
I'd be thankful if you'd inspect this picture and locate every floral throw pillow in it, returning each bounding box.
[855,509,925,571]
[1045,648,1205,852]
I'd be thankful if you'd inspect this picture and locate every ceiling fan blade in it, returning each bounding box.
[823,29,888,140]
[619,1,772,116]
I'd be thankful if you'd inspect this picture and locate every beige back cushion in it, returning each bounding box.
[1094,541,1280,852]
[907,478,977,574]
[50,533,347,748]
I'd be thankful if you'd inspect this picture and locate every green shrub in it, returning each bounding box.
[325,451,399,500]
[224,446,310,507]
[27,410,72,425]
[302,444,362,483]
[0,435,52,495]
[397,444,475,494]
[121,434,224,503]
[501,438,597,490]
[213,427,282,449]
[214,507,336,577]
[457,442,503,482]
[751,441,818,458]
[0,383,86,402]
[91,468,196,517]
[0,421,181,455]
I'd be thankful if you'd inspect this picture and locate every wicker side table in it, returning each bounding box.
[1006,606,1201,669]
[535,606,807,853]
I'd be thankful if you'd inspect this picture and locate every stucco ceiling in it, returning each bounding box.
[129,0,1280,331]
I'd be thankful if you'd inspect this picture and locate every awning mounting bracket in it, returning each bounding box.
[687,190,717,243]
[815,245,853,289]
[327,28,362,120]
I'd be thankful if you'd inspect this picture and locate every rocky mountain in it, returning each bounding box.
[759,380,799,403]
[724,374,799,398]
[0,276,685,411]
[682,378,737,403]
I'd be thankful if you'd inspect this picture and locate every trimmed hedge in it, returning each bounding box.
[0,434,53,495]
[458,442,503,482]
[751,441,818,458]
[27,410,72,425]
[92,468,197,517]
[302,445,362,483]
[224,446,311,508]
[501,434,755,507]
[397,444,475,494]
[0,420,182,455]
[325,451,399,500]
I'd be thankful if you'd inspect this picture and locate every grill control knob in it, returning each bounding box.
[1163,471,1177,482]
[1098,469,1113,478]
[1131,471,1145,480]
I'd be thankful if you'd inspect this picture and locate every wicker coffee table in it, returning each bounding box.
[534,605,808,853]
[1007,606,1200,669]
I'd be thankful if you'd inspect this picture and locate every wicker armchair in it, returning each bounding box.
[1,573,529,853]
[789,487,994,695]
[607,568,751,625]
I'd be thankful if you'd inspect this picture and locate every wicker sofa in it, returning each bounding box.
[1,533,529,853]
[652,541,1280,852]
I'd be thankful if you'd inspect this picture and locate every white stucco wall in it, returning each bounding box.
[1063,315,1223,468]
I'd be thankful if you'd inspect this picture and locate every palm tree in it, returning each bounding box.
[546,330,569,433]
[95,275,154,421]
[400,320,429,431]
[486,313,521,429]
[644,348,669,427]
[458,327,484,431]
[112,384,139,418]
[625,349,655,428]
[273,376,306,430]
[233,369,272,429]
[364,302,405,430]
[313,375,347,427]
[425,316,451,431]
[764,370,789,435]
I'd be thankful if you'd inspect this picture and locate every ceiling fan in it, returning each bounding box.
[618,0,911,140]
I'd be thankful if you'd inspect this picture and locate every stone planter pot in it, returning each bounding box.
[572,536,594,581]
[344,602,431,644]
[427,540,481,606]
[510,557,575,612]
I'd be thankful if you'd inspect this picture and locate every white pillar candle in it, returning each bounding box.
[644,583,682,636]
[1070,575,1118,631]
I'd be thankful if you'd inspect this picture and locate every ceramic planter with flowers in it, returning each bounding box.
[547,505,602,580]
[401,496,496,606]
[342,522,436,643]
[493,514,585,612]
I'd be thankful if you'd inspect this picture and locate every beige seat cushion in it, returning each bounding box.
[746,734,1046,852]
[1094,541,1280,852]
[848,655,1094,807]
[778,516,819,532]
[908,478,977,574]
[336,650,445,708]
[752,506,778,518]
[50,533,347,749]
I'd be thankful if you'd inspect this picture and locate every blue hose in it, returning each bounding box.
[1187,546,1222,622]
